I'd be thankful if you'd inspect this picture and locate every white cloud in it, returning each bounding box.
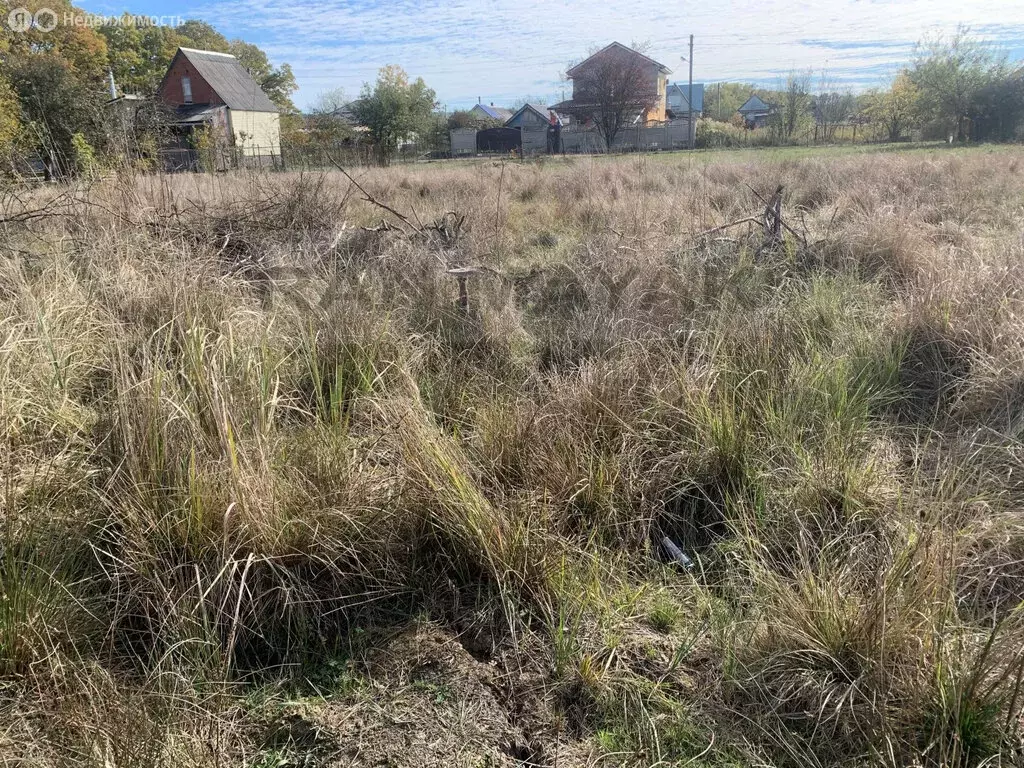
[127,0,1024,108]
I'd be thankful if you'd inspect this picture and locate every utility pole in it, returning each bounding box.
[687,34,694,149]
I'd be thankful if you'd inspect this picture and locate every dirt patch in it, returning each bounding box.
[268,623,595,768]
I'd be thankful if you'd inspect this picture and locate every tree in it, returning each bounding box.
[0,75,21,159]
[1,1,108,80]
[99,22,182,95]
[563,46,660,148]
[910,28,1004,141]
[420,110,451,156]
[351,66,436,166]
[703,82,760,122]
[970,72,1024,142]
[6,54,102,178]
[295,88,355,146]
[174,20,230,52]
[228,40,297,112]
[772,69,813,141]
[864,72,921,142]
[313,88,350,115]
[446,110,478,130]
[814,71,854,142]
[814,92,855,141]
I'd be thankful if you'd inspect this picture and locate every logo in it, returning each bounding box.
[6,7,57,32]
[7,7,32,32]
[34,7,57,31]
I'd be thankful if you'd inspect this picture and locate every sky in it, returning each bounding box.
[78,0,1024,111]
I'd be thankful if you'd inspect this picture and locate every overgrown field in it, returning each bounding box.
[2,148,1024,767]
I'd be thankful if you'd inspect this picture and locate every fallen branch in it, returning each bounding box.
[328,156,417,236]
[693,216,760,238]
[329,155,465,251]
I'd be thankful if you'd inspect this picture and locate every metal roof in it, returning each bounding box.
[473,103,514,120]
[566,42,672,78]
[505,103,552,126]
[738,94,770,114]
[667,83,704,112]
[169,104,226,125]
[170,47,278,113]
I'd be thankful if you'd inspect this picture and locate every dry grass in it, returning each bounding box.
[2,146,1024,767]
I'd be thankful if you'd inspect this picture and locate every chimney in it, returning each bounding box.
[108,69,117,100]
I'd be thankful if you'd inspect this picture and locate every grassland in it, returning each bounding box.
[2,145,1024,767]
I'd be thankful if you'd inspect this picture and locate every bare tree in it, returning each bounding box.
[306,87,355,145]
[563,46,660,148]
[313,87,349,114]
[815,72,855,142]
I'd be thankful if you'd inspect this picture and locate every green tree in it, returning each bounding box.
[174,20,230,52]
[99,22,182,95]
[864,72,921,142]
[447,110,480,130]
[227,40,297,112]
[703,82,760,122]
[1,1,108,81]
[6,54,101,178]
[770,69,813,142]
[352,66,436,166]
[0,75,21,157]
[970,71,1024,142]
[910,28,1004,141]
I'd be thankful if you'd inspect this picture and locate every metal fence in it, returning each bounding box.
[450,120,696,158]
[157,146,285,172]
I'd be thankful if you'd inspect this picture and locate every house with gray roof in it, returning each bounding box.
[666,83,704,117]
[737,94,773,128]
[158,47,281,156]
[505,103,559,129]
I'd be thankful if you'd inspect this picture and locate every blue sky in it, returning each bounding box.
[79,0,1024,110]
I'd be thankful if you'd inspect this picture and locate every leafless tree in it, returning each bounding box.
[815,72,855,142]
[564,47,660,148]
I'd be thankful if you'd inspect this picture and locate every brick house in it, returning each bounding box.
[158,47,280,156]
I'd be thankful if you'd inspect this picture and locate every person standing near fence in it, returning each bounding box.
[548,110,562,154]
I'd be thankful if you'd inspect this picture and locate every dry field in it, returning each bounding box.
[2,146,1024,767]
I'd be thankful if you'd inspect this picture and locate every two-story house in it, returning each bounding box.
[158,47,281,155]
[553,42,672,125]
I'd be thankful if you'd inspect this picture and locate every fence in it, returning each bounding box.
[450,119,696,158]
[157,146,285,172]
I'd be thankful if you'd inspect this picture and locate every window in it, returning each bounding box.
[182,76,192,104]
